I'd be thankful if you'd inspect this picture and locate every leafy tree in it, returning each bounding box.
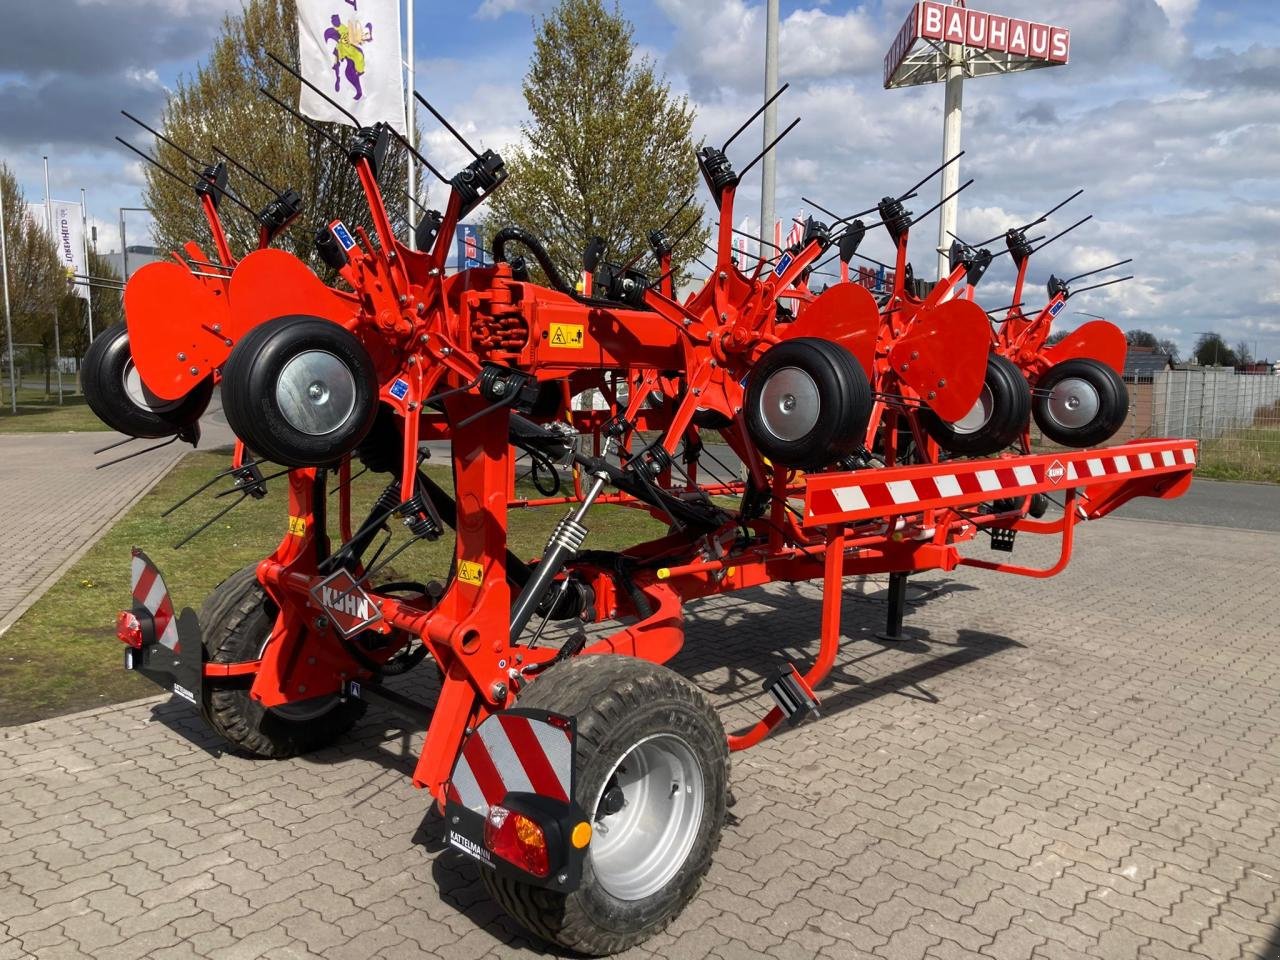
[1193,332,1237,367]
[1046,329,1071,346]
[1234,340,1254,366]
[484,0,707,284]
[1125,329,1159,349]
[144,0,416,279]
[0,164,65,393]
[1157,338,1181,363]
[57,250,123,364]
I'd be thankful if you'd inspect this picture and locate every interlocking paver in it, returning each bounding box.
[2,517,1279,959]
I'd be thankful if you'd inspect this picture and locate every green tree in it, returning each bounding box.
[1193,332,1237,367]
[144,0,417,277]
[1125,329,1159,349]
[57,250,123,365]
[0,163,65,394]
[484,0,707,284]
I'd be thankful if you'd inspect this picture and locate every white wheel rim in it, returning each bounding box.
[950,384,994,435]
[276,350,357,436]
[590,733,705,901]
[1044,377,1101,430]
[758,366,821,442]
[122,359,182,414]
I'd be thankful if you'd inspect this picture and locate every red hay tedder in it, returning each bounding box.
[88,78,1194,955]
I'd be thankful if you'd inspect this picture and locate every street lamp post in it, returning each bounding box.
[118,206,150,288]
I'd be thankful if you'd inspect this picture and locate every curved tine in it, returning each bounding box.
[722,82,791,152]
[1064,258,1133,286]
[738,116,801,181]
[897,151,965,202]
[267,50,362,128]
[413,90,482,160]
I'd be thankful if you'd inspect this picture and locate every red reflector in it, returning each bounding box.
[116,611,144,649]
[484,805,550,878]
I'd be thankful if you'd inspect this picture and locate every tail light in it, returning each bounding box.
[116,610,144,649]
[485,804,550,878]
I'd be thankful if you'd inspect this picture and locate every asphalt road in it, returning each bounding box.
[1109,476,1280,532]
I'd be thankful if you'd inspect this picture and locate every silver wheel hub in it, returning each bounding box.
[759,366,820,442]
[276,350,356,436]
[122,359,181,414]
[1044,377,1100,430]
[590,734,704,901]
[950,384,994,435]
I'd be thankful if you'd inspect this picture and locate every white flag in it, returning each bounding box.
[297,0,405,135]
[47,200,89,301]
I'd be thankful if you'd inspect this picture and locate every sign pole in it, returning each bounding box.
[936,37,964,281]
[758,0,779,252]
[43,156,63,405]
[81,188,94,342]
[0,184,16,414]
[405,0,416,250]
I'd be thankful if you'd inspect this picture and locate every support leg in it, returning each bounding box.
[877,571,911,642]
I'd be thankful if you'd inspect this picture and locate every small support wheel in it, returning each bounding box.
[482,656,729,955]
[200,565,365,758]
[919,353,1029,457]
[744,337,871,469]
[1032,358,1129,448]
[81,323,212,438]
[221,315,378,467]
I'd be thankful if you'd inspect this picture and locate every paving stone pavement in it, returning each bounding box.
[1,516,1278,960]
[0,413,235,636]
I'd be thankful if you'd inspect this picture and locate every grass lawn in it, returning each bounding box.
[1195,401,1280,484]
[0,383,109,434]
[0,450,665,726]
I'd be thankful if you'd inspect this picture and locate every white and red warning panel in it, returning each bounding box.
[886,1,1070,89]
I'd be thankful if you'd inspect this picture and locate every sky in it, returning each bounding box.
[1,0,1277,358]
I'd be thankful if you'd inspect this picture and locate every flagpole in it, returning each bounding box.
[81,188,94,342]
[405,0,416,249]
[0,183,16,414]
[42,156,63,405]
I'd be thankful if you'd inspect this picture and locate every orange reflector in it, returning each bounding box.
[571,821,592,848]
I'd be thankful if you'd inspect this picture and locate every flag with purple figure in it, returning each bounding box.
[46,200,89,300]
[297,0,405,134]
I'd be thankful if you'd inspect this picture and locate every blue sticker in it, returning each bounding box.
[1049,299,1065,317]
[389,378,409,400]
[773,252,794,277]
[332,221,356,251]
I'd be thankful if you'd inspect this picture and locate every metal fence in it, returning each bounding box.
[1124,368,1280,481]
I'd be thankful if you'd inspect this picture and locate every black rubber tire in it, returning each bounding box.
[81,323,212,438]
[919,353,1030,456]
[1032,358,1129,448]
[200,565,365,758]
[744,337,872,470]
[482,656,729,956]
[221,315,378,468]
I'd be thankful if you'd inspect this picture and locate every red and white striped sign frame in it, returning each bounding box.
[885,1,1070,89]
[804,439,1197,527]
[447,709,575,815]
[131,547,179,651]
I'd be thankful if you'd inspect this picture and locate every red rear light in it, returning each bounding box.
[484,804,550,878]
[116,611,144,648]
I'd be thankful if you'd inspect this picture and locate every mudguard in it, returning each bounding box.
[124,548,204,709]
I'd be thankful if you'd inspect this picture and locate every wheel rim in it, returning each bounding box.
[1043,377,1101,430]
[122,359,182,414]
[758,366,820,442]
[950,384,994,435]
[268,697,340,722]
[590,733,704,901]
[275,350,357,436]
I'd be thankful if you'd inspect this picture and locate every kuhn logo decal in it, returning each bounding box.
[310,570,382,637]
[1046,459,1066,485]
[321,585,373,621]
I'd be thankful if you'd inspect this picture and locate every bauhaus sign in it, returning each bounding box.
[886,2,1070,88]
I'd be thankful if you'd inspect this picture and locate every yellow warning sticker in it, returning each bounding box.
[458,560,484,585]
[287,516,307,537]
[549,322,585,349]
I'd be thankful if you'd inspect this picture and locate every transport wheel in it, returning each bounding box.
[82,323,212,438]
[482,656,729,956]
[200,565,365,758]
[920,354,1029,456]
[1032,358,1129,448]
[221,315,377,467]
[744,337,871,469]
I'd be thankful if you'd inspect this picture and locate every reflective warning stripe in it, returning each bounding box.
[131,548,180,651]
[803,439,1198,526]
[447,712,573,815]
